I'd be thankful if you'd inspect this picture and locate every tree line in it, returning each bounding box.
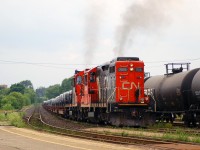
[0,77,72,110]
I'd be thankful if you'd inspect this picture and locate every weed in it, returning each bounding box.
[176,132,189,142]
[151,122,173,129]
[0,113,6,121]
[121,131,128,136]
[104,130,111,135]
[191,136,200,143]
[165,123,173,129]
[7,112,25,128]
[162,133,175,140]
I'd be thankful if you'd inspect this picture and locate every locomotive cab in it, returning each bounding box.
[73,70,84,107]
[108,57,147,106]
[104,57,154,126]
[81,67,99,106]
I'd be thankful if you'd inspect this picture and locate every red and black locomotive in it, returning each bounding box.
[43,57,155,126]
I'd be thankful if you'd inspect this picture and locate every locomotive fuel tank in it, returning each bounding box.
[145,68,200,112]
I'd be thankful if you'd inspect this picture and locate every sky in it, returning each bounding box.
[0,0,200,88]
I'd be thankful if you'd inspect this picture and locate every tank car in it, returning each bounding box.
[145,63,200,126]
[43,91,72,115]
[190,69,200,125]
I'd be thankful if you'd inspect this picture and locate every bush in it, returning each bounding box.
[0,113,6,121]
[2,104,14,110]
[7,112,25,128]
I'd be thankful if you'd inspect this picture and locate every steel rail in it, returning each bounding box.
[25,105,200,150]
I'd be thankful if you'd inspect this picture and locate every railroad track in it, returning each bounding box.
[153,128,200,136]
[144,122,200,136]
[27,105,200,137]
[26,105,175,146]
[25,105,200,150]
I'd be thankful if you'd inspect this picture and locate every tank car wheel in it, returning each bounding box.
[170,119,174,124]
[184,120,191,127]
[192,121,197,127]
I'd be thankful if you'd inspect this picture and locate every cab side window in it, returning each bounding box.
[90,72,95,82]
[76,76,82,84]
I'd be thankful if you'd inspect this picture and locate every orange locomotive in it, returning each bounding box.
[43,57,155,126]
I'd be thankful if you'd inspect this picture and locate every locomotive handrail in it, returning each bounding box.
[107,88,116,102]
[106,88,116,112]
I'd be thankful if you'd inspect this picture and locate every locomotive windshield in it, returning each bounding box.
[118,67,128,72]
[135,68,143,72]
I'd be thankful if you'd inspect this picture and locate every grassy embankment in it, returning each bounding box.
[101,123,200,144]
[1,108,200,144]
[0,110,25,128]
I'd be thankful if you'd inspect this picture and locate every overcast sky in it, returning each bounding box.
[0,0,200,88]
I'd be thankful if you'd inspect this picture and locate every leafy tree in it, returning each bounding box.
[36,96,47,103]
[2,92,26,110]
[0,80,37,110]
[45,84,61,99]
[20,80,33,89]
[2,103,14,110]
[24,88,36,104]
[24,95,31,106]
[35,87,47,103]
[10,92,26,109]
[60,78,72,93]
[10,83,25,94]
[0,88,10,96]
[0,88,9,108]
[36,87,46,97]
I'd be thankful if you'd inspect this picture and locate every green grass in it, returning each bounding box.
[0,113,7,121]
[162,131,199,143]
[103,130,111,135]
[121,131,129,136]
[7,112,26,128]
[191,136,200,143]
[150,122,173,129]
[0,111,26,128]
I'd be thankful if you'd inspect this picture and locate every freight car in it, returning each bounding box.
[145,63,200,126]
[43,57,155,127]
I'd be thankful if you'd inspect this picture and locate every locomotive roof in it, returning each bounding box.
[111,57,139,63]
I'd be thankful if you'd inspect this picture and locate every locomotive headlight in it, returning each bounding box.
[130,68,134,71]
[120,97,123,101]
[140,98,144,103]
[130,63,133,67]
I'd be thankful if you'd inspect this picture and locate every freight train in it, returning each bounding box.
[145,63,200,126]
[43,59,200,127]
[43,57,155,127]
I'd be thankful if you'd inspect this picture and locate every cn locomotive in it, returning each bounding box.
[145,63,200,126]
[43,57,155,127]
